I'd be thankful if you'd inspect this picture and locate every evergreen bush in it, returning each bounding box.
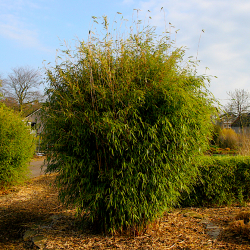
[0,104,36,189]
[42,16,215,233]
[210,124,221,146]
[181,155,250,206]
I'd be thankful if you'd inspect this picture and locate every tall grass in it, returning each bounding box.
[219,128,238,150]
[216,128,250,155]
[238,132,250,155]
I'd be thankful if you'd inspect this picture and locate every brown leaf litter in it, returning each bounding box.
[0,174,250,249]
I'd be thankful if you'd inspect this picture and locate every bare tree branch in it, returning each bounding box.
[0,74,3,99]
[2,66,44,112]
[226,89,250,118]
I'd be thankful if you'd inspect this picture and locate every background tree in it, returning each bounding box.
[225,89,250,118]
[0,89,2,101]
[2,66,43,115]
[223,89,250,128]
[0,74,3,99]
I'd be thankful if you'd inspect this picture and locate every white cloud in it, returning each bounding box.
[135,0,250,105]
[1,22,37,46]
[122,0,135,4]
[0,0,50,52]
[0,0,42,11]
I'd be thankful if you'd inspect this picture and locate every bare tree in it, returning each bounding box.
[0,74,4,100]
[2,66,43,113]
[226,89,250,118]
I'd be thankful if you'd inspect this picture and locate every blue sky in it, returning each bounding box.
[1,0,250,106]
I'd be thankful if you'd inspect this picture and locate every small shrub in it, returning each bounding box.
[219,128,238,149]
[235,211,250,223]
[0,104,36,189]
[211,124,221,146]
[228,212,250,239]
[181,155,250,206]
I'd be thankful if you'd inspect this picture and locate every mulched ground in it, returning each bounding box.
[0,174,250,249]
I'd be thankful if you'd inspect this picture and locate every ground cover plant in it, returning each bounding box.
[208,145,237,155]
[0,103,36,190]
[181,155,250,207]
[42,15,216,233]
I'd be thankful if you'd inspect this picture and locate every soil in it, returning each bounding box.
[0,174,250,249]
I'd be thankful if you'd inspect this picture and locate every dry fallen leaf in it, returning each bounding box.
[0,174,250,249]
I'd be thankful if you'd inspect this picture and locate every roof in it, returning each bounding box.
[231,113,250,127]
[25,108,41,119]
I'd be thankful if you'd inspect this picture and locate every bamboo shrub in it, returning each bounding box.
[42,16,215,233]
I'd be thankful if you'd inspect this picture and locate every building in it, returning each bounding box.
[231,113,250,134]
[24,108,43,135]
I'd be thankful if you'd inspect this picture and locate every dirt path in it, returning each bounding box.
[0,174,250,249]
[29,159,47,178]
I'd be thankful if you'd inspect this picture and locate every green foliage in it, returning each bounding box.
[42,16,215,233]
[0,103,36,189]
[210,124,221,146]
[181,155,250,206]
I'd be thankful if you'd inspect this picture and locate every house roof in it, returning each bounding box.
[25,108,41,119]
[231,113,250,127]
